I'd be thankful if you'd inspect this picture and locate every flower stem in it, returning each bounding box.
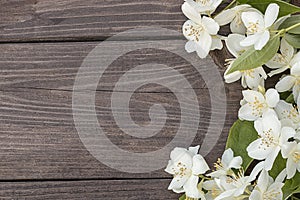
[198,174,211,180]
[244,188,251,195]
[213,0,236,18]
[276,28,286,37]
[285,22,300,32]
[224,0,237,10]
[291,196,300,200]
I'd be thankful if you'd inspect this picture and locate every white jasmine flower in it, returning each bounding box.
[203,179,242,200]
[297,95,300,112]
[214,4,257,34]
[214,174,250,200]
[275,51,300,102]
[224,34,267,89]
[182,2,220,58]
[185,0,222,15]
[240,3,279,50]
[203,179,223,200]
[249,170,284,200]
[266,38,297,77]
[247,111,296,170]
[226,34,247,58]
[213,162,265,200]
[208,148,242,178]
[211,35,224,51]
[238,88,279,121]
[224,64,266,89]
[281,142,300,179]
[165,145,209,199]
[275,100,300,130]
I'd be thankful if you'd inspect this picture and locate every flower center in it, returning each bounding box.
[185,24,204,42]
[211,185,221,198]
[173,162,191,179]
[260,128,277,148]
[263,189,282,200]
[282,106,300,123]
[213,158,224,170]
[292,151,300,163]
[235,11,243,26]
[248,96,267,117]
[247,21,260,34]
[273,54,288,65]
[226,176,235,184]
[294,77,300,86]
[281,47,292,62]
[241,69,255,78]
[226,170,247,188]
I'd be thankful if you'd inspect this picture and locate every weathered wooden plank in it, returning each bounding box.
[0,179,178,199]
[0,0,185,42]
[0,87,239,179]
[0,43,193,90]
[0,0,299,42]
[0,41,238,91]
[0,41,242,179]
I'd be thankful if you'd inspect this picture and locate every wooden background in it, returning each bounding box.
[0,0,297,199]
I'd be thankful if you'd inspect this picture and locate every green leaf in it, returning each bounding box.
[237,0,248,3]
[284,33,300,49]
[237,0,300,17]
[269,153,286,179]
[279,15,300,34]
[179,194,186,200]
[226,35,280,74]
[286,93,295,103]
[226,120,258,170]
[283,173,300,199]
[280,91,292,100]
[279,91,294,104]
[291,194,300,200]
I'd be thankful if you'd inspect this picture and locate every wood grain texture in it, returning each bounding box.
[0,41,242,180]
[0,0,185,42]
[0,179,177,199]
[1,0,298,68]
[0,0,298,42]
[2,0,297,198]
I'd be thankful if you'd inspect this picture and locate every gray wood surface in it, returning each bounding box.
[0,0,185,42]
[0,40,241,198]
[1,0,298,199]
[0,179,177,199]
[0,41,241,181]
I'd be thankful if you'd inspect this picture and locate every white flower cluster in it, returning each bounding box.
[165,146,286,199]
[166,0,300,199]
